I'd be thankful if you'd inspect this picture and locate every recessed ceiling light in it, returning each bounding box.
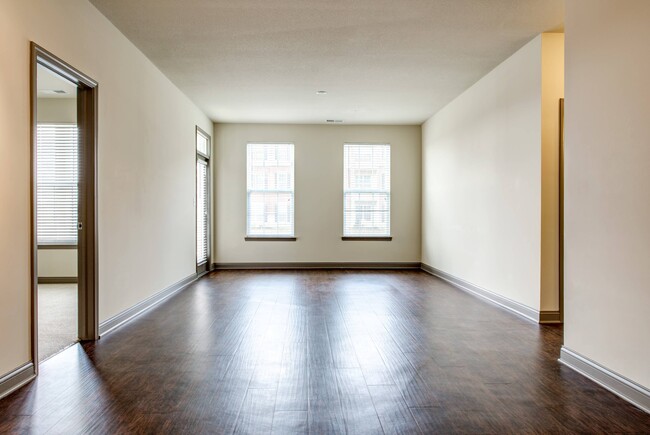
[316,90,328,95]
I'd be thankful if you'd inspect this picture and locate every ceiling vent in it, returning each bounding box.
[326,119,343,123]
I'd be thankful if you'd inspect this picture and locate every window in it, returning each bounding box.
[343,143,390,237]
[37,123,78,245]
[247,143,294,237]
[196,128,210,268]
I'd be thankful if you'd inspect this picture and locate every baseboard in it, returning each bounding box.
[420,263,541,323]
[0,362,36,400]
[539,310,562,324]
[98,273,197,336]
[37,277,78,284]
[212,262,421,270]
[560,347,650,414]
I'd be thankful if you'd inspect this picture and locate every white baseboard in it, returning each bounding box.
[560,347,650,414]
[0,362,35,400]
[420,263,550,323]
[99,273,197,336]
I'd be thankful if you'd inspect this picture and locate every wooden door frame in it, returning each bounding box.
[30,43,99,369]
[559,98,565,323]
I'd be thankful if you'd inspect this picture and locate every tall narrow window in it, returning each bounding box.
[196,127,210,270]
[247,143,295,237]
[343,143,391,237]
[37,123,78,245]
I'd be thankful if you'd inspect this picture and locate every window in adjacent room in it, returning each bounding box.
[247,143,295,237]
[37,123,78,246]
[196,127,211,272]
[343,143,391,237]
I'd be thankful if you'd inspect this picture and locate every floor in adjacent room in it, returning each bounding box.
[38,283,78,361]
[2,271,648,433]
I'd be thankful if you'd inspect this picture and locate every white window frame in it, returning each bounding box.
[343,143,391,238]
[246,143,295,238]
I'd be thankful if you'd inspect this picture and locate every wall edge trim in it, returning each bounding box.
[559,347,650,414]
[212,262,421,270]
[98,273,197,337]
[0,362,36,400]
[420,263,540,323]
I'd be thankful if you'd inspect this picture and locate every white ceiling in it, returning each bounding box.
[37,64,77,99]
[89,0,564,125]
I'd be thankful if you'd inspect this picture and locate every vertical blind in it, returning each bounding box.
[196,160,209,264]
[37,123,78,245]
[247,143,294,236]
[343,144,391,236]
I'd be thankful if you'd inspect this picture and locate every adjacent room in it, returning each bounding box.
[35,64,80,362]
[0,0,648,433]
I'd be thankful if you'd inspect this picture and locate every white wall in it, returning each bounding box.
[0,0,211,376]
[214,123,421,264]
[564,0,650,388]
[422,35,563,313]
[36,98,78,279]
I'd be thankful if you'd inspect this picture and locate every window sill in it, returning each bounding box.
[245,236,297,241]
[341,236,392,241]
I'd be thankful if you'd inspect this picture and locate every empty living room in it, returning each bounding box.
[1,0,649,433]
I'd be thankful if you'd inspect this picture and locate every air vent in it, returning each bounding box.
[326,119,343,123]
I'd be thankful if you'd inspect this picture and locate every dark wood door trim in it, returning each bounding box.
[30,43,99,371]
[559,98,565,324]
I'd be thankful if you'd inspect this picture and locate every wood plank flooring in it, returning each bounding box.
[1,270,649,433]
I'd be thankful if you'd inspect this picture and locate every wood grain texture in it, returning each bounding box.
[1,270,649,434]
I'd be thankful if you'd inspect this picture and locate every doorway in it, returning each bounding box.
[31,44,98,365]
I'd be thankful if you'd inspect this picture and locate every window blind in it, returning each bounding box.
[343,144,391,236]
[247,143,294,236]
[37,123,78,246]
[197,160,209,264]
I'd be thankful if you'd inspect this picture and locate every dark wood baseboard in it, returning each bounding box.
[212,262,421,270]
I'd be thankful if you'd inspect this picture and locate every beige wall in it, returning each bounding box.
[37,250,77,278]
[36,98,78,278]
[0,0,211,376]
[422,35,563,313]
[540,34,564,311]
[564,0,650,388]
[37,98,76,124]
[214,123,421,263]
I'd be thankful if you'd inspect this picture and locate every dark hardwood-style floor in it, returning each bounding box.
[1,270,648,434]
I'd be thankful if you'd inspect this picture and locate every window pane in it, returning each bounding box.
[197,129,209,156]
[37,124,78,245]
[197,160,208,264]
[343,144,390,236]
[247,143,294,236]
